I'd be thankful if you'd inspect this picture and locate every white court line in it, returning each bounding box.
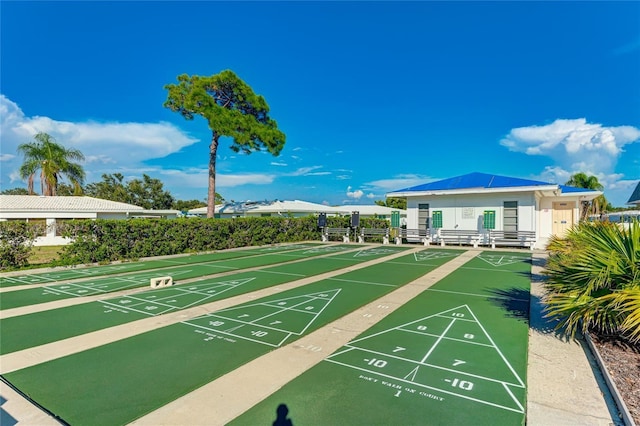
[459,266,528,273]
[41,286,101,297]
[426,288,530,302]
[396,327,493,348]
[255,270,306,277]
[465,307,526,388]
[249,296,324,323]
[324,359,525,414]
[103,295,179,310]
[503,382,525,412]
[197,264,238,270]
[189,289,341,343]
[184,322,282,348]
[337,345,523,386]
[420,318,456,363]
[327,278,395,287]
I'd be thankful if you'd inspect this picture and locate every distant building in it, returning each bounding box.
[189,200,407,221]
[0,195,179,246]
[627,180,640,208]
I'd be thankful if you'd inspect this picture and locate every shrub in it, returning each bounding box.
[543,220,640,342]
[0,221,45,270]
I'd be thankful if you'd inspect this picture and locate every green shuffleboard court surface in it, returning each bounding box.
[2,249,460,425]
[230,251,530,425]
[0,244,358,310]
[0,243,326,288]
[0,246,408,355]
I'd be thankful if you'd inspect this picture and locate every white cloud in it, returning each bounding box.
[217,173,276,187]
[0,94,200,190]
[365,174,433,192]
[500,118,640,174]
[270,162,288,166]
[346,186,364,200]
[366,193,375,199]
[501,118,640,207]
[288,166,324,176]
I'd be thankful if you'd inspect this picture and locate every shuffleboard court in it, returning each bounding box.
[0,246,409,355]
[230,251,530,425]
[0,243,325,288]
[0,244,357,310]
[1,249,460,425]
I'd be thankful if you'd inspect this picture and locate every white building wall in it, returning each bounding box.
[406,192,537,231]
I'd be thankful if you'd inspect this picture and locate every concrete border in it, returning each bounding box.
[584,332,636,426]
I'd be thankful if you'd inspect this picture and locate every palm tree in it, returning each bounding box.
[17,132,85,196]
[544,220,640,342]
[565,172,607,219]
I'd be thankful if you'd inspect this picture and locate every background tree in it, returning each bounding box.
[127,174,175,209]
[84,173,129,202]
[565,172,606,219]
[375,197,407,210]
[174,199,208,212]
[17,132,85,196]
[164,70,286,218]
[85,173,174,209]
[1,188,29,195]
[56,182,81,196]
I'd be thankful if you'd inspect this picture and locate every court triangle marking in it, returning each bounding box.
[476,254,528,267]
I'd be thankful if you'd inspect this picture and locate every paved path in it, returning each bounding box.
[527,252,621,425]
[0,247,620,425]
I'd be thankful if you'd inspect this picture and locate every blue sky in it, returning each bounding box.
[1,1,639,207]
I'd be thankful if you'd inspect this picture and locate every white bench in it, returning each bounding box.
[322,227,351,243]
[394,228,431,246]
[358,228,390,244]
[489,230,537,250]
[438,229,482,248]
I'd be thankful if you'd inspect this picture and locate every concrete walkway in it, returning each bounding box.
[0,248,620,425]
[527,252,621,425]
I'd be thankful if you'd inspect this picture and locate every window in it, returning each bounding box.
[432,211,443,228]
[503,201,518,237]
[418,203,430,230]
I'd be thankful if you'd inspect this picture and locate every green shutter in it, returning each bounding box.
[432,211,443,228]
[391,211,400,227]
[483,210,496,229]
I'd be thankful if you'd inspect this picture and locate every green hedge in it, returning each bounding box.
[0,221,46,270]
[56,216,390,265]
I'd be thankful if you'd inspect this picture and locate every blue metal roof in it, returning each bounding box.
[559,185,597,194]
[393,172,555,193]
[627,181,640,204]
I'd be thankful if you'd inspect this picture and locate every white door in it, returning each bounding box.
[552,202,574,236]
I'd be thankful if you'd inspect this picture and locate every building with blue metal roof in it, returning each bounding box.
[386,172,601,249]
[627,181,640,207]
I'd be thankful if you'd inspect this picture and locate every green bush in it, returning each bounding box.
[543,220,640,342]
[0,221,45,270]
[57,216,325,264]
[1,215,393,269]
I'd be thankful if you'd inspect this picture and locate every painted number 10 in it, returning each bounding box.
[366,358,387,368]
[449,378,474,390]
